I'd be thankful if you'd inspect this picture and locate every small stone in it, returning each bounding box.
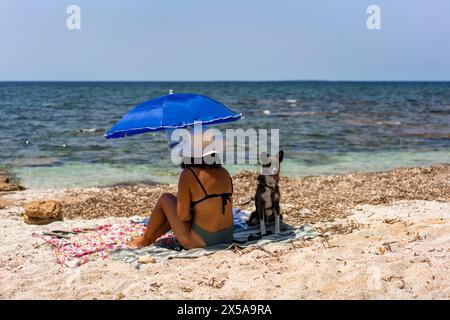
[115,293,125,300]
[138,255,157,264]
[396,279,405,289]
[299,208,311,215]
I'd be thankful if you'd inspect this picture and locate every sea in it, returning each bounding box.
[0,81,449,190]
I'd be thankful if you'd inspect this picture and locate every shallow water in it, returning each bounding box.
[1,81,449,189]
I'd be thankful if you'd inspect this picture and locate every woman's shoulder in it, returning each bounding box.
[199,166,229,175]
[181,166,229,178]
[180,167,193,180]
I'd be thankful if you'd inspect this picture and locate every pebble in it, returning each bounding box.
[138,255,157,264]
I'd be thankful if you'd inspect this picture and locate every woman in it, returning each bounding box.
[127,151,234,249]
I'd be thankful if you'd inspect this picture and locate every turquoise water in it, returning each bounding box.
[1,82,449,190]
[11,150,450,190]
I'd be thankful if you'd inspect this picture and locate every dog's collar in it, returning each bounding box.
[258,180,277,191]
[264,183,276,191]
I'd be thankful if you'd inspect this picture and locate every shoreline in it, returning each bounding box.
[5,148,450,190]
[1,164,449,299]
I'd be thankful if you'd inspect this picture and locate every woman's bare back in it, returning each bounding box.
[180,167,233,232]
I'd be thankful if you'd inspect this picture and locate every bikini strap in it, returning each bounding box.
[187,167,208,196]
[187,167,233,215]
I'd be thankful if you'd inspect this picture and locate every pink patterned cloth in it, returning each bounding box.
[33,223,149,267]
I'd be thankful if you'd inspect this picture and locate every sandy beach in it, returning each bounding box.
[1,164,449,299]
[2,0,450,304]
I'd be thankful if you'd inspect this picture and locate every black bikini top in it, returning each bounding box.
[187,167,233,215]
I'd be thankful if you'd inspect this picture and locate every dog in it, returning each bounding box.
[248,150,284,235]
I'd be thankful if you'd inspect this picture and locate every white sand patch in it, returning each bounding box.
[0,200,449,299]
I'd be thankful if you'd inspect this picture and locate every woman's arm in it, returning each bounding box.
[177,169,192,222]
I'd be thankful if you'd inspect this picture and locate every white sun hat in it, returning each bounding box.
[167,124,226,165]
[179,126,225,159]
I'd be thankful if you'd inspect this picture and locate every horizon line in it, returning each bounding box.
[1,79,450,83]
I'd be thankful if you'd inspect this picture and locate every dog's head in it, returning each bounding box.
[259,150,284,187]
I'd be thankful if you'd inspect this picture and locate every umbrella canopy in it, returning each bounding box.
[105,93,242,139]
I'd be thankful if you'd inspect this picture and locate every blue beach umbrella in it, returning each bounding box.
[105,92,243,139]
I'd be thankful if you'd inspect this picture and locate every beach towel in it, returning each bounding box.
[232,208,249,230]
[33,223,147,267]
[32,208,251,267]
[109,223,320,269]
[33,209,319,268]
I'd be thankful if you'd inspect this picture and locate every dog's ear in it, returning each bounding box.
[276,150,284,163]
[259,152,271,166]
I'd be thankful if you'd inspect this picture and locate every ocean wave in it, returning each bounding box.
[75,128,105,134]
[11,157,63,168]
[400,129,450,139]
[427,109,450,115]
[235,98,258,105]
[342,119,401,126]
[268,110,339,117]
[375,121,401,126]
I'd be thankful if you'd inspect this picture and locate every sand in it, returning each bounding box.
[0,166,449,299]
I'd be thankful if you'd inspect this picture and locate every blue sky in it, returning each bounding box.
[1,0,449,81]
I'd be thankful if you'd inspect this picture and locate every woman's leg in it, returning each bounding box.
[153,194,205,249]
[141,200,171,243]
[127,193,204,249]
[127,194,174,248]
[151,220,171,242]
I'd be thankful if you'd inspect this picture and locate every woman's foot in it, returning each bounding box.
[126,236,152,248]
